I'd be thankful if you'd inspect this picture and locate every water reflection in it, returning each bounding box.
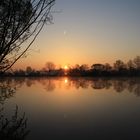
[0,106,30,140]
[0,77,140,140]
[64,78,68,84]
[0,79,30,140]
[0,78,16,104]
[1,77,139,96]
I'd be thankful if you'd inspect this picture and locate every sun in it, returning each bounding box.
[64,65,68,70]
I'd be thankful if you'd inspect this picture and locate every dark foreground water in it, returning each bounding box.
[0,77,140,140]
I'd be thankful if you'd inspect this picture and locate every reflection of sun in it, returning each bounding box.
[64,79,68,83]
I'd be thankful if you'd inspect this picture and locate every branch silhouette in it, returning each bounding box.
[0,0,55,72]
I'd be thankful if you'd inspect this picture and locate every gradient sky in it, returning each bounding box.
[14,0,140,70]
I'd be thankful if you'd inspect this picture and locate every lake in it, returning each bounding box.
[0,77,140,140]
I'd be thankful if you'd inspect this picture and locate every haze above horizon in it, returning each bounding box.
[14,0,140,70]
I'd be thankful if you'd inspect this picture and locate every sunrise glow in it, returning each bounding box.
[1,0,140,140]
[64,65,68,70]
[12,0,140,71]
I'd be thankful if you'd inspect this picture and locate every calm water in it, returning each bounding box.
[0,77,140,140]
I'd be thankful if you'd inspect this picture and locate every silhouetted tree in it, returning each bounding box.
[126,59,135,76]
[0,0,55,72]
[79,64,89,71]
[1,56,140,77]
[127,60,134,70]
[91,64,105,71]
[90,64,105,76]
[113,60,126,71]
[74,64,80,70]
[68,64,80,76]
[45,62,55,72]
[133,56,140,70]
[26,66,33,75]
[104,63,112,72]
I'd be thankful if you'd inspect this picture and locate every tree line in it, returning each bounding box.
[1,56,140,77]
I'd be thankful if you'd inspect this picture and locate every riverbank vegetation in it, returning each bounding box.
[1,56,140,77]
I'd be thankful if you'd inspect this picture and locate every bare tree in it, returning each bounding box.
[45,61,55,71]
[79,64,89,71]
[127,60,134,70]
[133,56,140,70]
[104,63,112,71]
[26,66,33,74]
[113,60,126,71]
[0,106,30,140]
[0,0,55,72]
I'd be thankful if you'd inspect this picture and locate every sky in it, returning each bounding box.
[14,0,140,70]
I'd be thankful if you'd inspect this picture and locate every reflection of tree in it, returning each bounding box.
[91,79,106,89]
[113,79,127,93]
[104,80,112,89]
[111,78,140,96]
[79,78,140,97]
[0,79,16,104]
[44,79,56,92]
[25,78,35,87]
[36,78,140,96]
[72,78,89,89]
[90,79,111,90]
[0,78,27,101]
[0,106,30,140]
[2,77,140,98]
[12,78,25,88]
[134,85,140,96]
[128,79,140,97]
[127,79,136,93]
[0,78,26,104]
[0,78,30,139]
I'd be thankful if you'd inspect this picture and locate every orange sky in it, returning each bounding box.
[13,0,140,70]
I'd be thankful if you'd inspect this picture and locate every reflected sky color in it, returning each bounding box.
[1,77,140,139]
[14,0,140,69]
